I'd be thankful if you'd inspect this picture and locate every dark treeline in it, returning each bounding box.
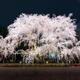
[0,26,8,38]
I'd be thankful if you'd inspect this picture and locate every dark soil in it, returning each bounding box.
[0,67,80,80]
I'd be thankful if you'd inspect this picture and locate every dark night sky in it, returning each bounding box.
[0,0,80,27]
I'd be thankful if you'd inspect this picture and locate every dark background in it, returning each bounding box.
[0,0,80,27]
[0,0,80,37]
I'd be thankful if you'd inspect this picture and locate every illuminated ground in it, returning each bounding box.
[0,67,80,80]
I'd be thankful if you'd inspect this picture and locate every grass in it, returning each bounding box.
[0,63,79,67]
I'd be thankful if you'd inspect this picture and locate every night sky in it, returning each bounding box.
[0,0,80,27]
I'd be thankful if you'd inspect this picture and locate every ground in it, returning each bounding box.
[0,67,80,80]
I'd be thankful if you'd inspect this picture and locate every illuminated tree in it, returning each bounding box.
[0,13,80,63]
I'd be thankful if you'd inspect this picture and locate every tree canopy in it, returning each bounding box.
[0,13,80,62]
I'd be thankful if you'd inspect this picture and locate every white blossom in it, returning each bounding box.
[0,13,80,62]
